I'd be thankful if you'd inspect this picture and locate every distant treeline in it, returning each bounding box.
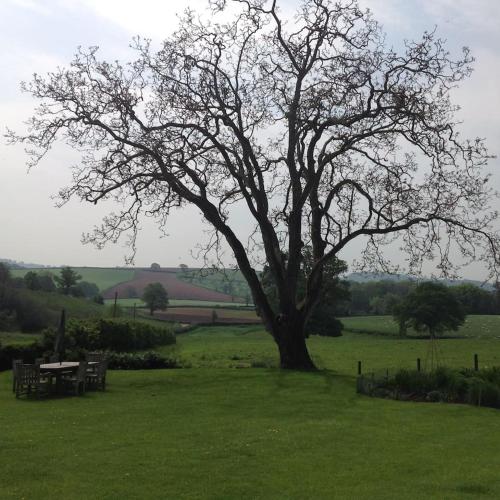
[0,264,104,332]
[335,280,500,316]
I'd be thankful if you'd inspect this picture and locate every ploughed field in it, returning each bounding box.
[12,267,242,303]
[152,306,260,324]
[103,269,242,302]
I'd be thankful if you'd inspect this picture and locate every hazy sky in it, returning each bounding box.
[0,0,499,278]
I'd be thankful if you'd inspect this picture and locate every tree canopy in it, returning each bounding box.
[142,282,169,315]
[54,267,82,295]
[10,0,499,369]
[393,282,466,337]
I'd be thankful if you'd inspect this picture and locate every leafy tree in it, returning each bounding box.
[449,283,496,315]
[393,282,466,338]
[54,267,82,295]
[150,263,161,271]
[142,283,169,315]
[73,281,100,299]
[24,271,41,290]
[11,0,499,369]
[38,274,56,292]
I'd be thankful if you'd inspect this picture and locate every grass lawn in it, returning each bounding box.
[341,314,500,339]
[2,326,500,498]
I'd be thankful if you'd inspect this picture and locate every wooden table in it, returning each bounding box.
[40,362,96,394]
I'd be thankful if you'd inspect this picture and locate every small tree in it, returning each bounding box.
[142,282,169,315]
[24,271,41,291]
[54,266,82,295]
[393,282,466,338]
[150,263,161,271]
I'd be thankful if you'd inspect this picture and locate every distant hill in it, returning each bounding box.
[345,272,495,290]
[0,258,51,269]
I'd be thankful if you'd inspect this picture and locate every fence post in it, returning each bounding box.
[474,354,479,371]
[113,291,118,318]
[417,358,421,372]
[357,361,362,375]
[133,302,136,321]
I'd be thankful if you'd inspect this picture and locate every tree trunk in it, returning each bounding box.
[275,321,316,370]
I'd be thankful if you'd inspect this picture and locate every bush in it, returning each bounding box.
[107,351,181,369]
[40,318,176,353]
[364,366,500,409]
[0,343,45,371]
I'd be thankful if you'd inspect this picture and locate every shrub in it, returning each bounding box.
[40,318,176,353]
[364,366,500,409]
[106,351,181,369]
[0,343,45,371]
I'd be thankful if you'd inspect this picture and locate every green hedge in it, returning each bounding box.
[40,319,176,352]
[359,366,500,409]
[106,351,181,369]
[0,319,176,371]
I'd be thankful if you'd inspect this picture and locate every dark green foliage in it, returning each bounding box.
[106,351,181,369]
[260,248,349,337]
[73,281,100,299]
[40,319,176,353]
[393,282,466,337]
[142,282,169,315]
[363,366,500,409]
[306,306,343,337]
[93,294,104,305]
[0,342,45,371]
[449,283,497,315]
[24,271,40,290]
[54,266,82,294]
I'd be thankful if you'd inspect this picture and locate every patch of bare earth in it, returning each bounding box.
[103,269,243,302]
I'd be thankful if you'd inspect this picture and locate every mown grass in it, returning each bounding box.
[166,325,500,373]
[341,314,500,339]
[2,367,500,498]
[11,267,136,292]
[2,325,500,498]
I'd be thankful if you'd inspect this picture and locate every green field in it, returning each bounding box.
[11,267,136,292]
[341,314,500,339]
[0,331,41,346]
[178,268,252,300]
[2,326,500,498]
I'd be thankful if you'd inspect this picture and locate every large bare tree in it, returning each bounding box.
[10,0,499,369]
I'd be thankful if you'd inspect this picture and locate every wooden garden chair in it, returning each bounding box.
[15,364,50,399]
[62,361,88,396]
[86,360,108,391]
[12,359,22,393]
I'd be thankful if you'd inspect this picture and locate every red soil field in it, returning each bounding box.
[153,307,261,324]
[102,269,243,302]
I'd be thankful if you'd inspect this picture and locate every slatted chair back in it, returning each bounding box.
[12,359,23,393]
[95,360,108,378]
[18,364,40,387]
[76,361,88,383]
[86,352,106,362]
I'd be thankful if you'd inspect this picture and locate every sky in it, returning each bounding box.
[0,0,499,279]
